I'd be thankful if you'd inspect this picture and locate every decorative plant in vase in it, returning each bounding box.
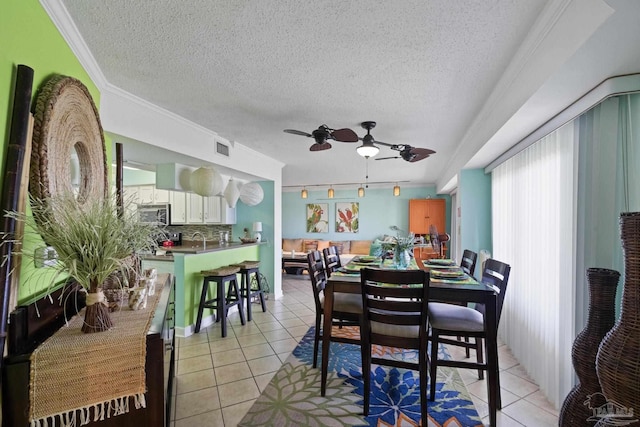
[5,192,160,333]
[378,226,415,269]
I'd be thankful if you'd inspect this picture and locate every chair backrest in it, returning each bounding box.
[479,258,511,324]
[322,246,342,276]
[460,249,478,277]
[307,250,327,312]
[359,268,430,348]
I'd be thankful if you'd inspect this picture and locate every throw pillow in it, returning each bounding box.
[282,238,303,252]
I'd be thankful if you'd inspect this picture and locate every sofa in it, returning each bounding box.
[282,238,374,273]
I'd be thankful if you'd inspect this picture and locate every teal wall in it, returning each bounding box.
[282,186,451,239]
[234,181,275,294]
[459,169,492,273]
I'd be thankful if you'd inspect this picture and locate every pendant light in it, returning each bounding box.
[328,186,334,198]
[358,185,365,197]
[301,187,308,199]
[393,183,401,197]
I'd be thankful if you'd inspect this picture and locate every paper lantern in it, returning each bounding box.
[240,182,264,206]
[223,178,240,208]
[190,167,223,197]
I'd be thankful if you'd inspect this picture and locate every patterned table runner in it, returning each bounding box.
[28,275,166,427]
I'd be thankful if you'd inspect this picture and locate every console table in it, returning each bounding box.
[2,274,175,426]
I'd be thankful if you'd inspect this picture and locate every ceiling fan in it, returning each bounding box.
[357,121,436,162]
[283,124,359,152]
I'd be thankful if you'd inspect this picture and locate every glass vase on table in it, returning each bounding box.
[393,248,412,269]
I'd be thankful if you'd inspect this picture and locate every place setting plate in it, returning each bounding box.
[430,269,466,280]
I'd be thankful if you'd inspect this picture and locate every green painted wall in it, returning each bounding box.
[282,186,451,239]
[459,169,492,274]
[1,0,104,302]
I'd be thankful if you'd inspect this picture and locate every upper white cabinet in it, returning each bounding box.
[125,185,235,225]
[138,185,154,204]
[203,196,221,223]
[185,194,236,225]
[169,191,187,224]
[186,193,204,223]
[126,185,170,205]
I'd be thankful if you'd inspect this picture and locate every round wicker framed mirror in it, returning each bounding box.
[30,75,108,215]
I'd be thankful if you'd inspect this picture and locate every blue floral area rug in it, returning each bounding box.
[239,327,483,427]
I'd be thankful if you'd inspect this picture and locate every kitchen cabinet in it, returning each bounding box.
[124,185,170,205]
[153,188,170,203]
[169,191,187,224]
[203,195,221,223]
[185,194,236,225]
[138,185,155,204]
[186,193,204,223]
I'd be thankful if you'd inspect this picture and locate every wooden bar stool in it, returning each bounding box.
[195,265,245,337]
[233,260,267,321]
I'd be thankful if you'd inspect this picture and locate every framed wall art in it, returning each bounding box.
[306,203,328,233]
[336,202,359,233]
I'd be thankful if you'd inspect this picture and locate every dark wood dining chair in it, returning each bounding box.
[322,245,342,277]
[359,267,430,423]
[428,258,511,409]
[460,249,478,278]
[307,250,361,368]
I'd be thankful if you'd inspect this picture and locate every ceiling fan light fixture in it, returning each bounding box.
[393,183,401,197]
[301,187,308,199]
[358,185,365,197]
[328,186,335,199]
[356,143,379,158]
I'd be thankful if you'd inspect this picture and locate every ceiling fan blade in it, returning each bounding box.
[407,147,436,162]
[331,128,359,143]
[375,156,400,161]
[310,142,332,152]
[284,129,312,138]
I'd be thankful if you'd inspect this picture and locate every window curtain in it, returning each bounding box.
[492,123,577,408]
[492,93,640,409]
[576,95,640,321]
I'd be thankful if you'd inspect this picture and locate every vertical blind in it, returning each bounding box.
[491,93,640,409]
[492,123,577,408]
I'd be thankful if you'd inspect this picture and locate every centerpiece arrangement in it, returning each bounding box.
[6,192,161,333]
[377,226,416,269]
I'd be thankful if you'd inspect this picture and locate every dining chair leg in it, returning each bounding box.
[362,342,371,416]
[419,341,428,424]
[429,333,438,401]
[464,336,471,358]
[313,314,321,369]
[476,338,484,380]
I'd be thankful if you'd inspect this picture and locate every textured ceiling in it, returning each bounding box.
[58,1,574,187]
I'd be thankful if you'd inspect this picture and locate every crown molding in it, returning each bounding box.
[39,0,108,89]
[101,82,221,139]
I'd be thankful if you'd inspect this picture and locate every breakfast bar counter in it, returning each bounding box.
[143,242,265,337]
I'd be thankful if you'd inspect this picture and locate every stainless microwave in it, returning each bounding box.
[138,204,171,226]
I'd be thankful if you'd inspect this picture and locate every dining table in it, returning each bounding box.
[323,255,500,427]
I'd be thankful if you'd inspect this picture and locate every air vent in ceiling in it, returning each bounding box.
[216,141,229,156]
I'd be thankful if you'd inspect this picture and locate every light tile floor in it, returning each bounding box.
[170,274,559,426]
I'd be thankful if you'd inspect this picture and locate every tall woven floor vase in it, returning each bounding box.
[559,268,620,427]
[596,212,640,419]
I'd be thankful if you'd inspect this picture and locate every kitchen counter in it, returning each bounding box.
[141,241,264,260]
[145,241,264,336]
